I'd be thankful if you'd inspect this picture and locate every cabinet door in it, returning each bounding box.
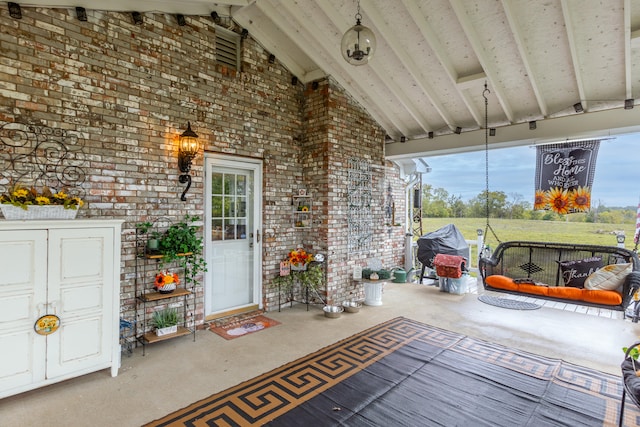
[46,228,115,378]
[0,230,48,394]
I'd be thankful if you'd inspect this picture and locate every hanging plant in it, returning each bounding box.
[157,215,207,285]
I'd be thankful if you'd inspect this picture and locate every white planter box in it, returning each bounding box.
[1,204,78,220]
[155,325,178,336]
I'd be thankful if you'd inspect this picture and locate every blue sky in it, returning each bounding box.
[421,133,640,208]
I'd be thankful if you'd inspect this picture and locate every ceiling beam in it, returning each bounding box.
[232,6,314,82]
[362,3,454,133]
[386,106,640,159]
[15,0,244,14]
[560,0,588,111]
[449,0,515,123]
[302,2,413,137]
[501,0,547,117]
[256,0,409,137]
[624,0,632,100]
[401,0,483,127]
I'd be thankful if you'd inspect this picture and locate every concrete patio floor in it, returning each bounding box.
[1,279,638,427]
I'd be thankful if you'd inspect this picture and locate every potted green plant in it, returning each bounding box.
[136,221,163,253]
[152,307,179,336]
[157,215,207,284]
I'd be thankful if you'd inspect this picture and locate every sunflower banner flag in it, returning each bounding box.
[534,140,600,214]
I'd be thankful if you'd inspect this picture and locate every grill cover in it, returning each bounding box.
[417,224,470,270]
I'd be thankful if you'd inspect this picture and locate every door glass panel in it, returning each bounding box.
[237,198,246,217]
[211,196,223,217]
[211,172,248,242]
[212,219,223,241]
[237,175,246,195]
[211,173,223,194]
[224,174,235,195]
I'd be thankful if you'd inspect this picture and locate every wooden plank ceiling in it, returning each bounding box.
[15,0,640,159]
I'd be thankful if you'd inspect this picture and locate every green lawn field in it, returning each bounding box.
[417,217,636,249]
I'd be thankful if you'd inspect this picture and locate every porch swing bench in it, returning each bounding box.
[479,241,640,315]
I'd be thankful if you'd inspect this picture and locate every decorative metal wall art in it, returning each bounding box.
[347,157,372,254]
[0,122,87,198]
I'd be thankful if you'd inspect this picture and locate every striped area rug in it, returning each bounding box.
[144,317,637,426]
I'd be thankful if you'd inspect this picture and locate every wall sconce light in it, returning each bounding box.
[291,76,298,86]
[8,2,21,19]
[400,136,406,143]
[178,122,200,201]
[573,102,583,113]
[268,54,275,64]
[211,11,221,23]
[489,128,496,136]
[132,12,143,25]
[176,14,186,26]
[341,0,376,66]
[625,99,634,110]
[76,7,87,22]
[454,127,462,134]
[529,121,536,130]
[428,131,434,139]
[312,81,319,90]
[241,28,249,39]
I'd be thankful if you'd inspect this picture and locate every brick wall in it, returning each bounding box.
[0,6,406,327]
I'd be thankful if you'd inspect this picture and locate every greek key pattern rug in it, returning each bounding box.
[144,317,635,426]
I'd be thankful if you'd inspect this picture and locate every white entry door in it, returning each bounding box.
[204,155,262,316]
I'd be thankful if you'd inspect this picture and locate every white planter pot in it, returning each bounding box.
[155,325,178,336]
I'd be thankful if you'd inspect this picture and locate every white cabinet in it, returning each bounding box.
[0,220,122,399]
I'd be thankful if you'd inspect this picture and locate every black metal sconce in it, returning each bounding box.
[8,2,21,19]
[489,128,496,136]
[428,131,434,139]
[529,121,536,130]
[291,76,298,86]
[573,102,583,113]
[178,122,200,201]
[454,126,462,134]
[211,11,221,23]
[268,54,275,64]
[625,99,634,110]
[176,14,186,26]
[76,7,87,22]
[312,81,319,90]
[400,136,406,143]
[241,28,249,39]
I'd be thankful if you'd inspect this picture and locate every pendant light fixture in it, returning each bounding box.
[341,0,376,66]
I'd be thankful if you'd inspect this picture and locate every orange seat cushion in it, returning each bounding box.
[485,275,518,291]
[485,275,622,306]
[547,286,584,301]
[517,283,549,296]
[582,289,623,306]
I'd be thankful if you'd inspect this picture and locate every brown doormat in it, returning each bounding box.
[209,314,280,340]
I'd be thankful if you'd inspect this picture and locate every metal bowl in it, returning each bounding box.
[323,305,344,318]
[342,301,362,313]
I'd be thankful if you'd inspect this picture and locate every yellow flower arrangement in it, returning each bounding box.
[154,271,180,288]
[0,184,84,210]
[288,248,314,266]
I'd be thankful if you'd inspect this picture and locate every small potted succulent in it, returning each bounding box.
[152,307,179,336]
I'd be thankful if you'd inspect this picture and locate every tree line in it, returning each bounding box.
[420,184,637,224]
